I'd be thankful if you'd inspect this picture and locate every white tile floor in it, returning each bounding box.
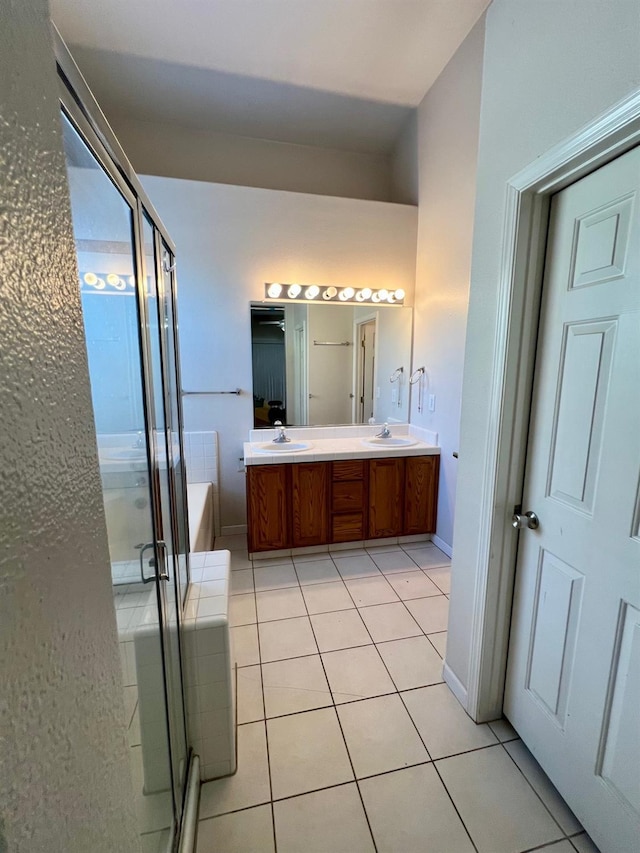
[196,537,600,853]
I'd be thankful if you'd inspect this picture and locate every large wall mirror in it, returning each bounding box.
[251,302,413,428]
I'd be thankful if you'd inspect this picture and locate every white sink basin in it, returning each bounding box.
[362,437,418,448]
[253,441,312,453]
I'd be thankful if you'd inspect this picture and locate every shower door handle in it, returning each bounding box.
[156,540,170,581]
[138,542,156,584]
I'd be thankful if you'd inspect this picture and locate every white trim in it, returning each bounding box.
[431,534,452,558]
[467,89,640,723]
[443,662,468,710]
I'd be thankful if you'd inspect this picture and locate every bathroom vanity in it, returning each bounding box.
[244,429,440,554]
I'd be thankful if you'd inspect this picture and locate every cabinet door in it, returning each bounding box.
[368,458,405,538]
[246,464,289,552]
[292,462,330,547]
[404,455,439,534]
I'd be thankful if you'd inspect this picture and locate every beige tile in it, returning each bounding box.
[230,624,260,667]
[370,549,422,574]
[267,707,353,799]
[333,553,381,579]
[196,804,274,853]
[301,580,354,614]
[488,717,518,742]
[199,722,270,817]
[405,545,451,569]
[253,563,299,591]
[310,609,371,652]
[505,740,582,835]
[229,593,256,627]
[386,571,441,600]
[237,665,264,724]
[571,833,602,853]
[402,683,497,759]
[256,586,306,622]
[436,745,564,853]
[360,763,474,853]
[290,547,330,562]
[376,635,444,690]
[428,630,447,658]
[404,594,449,633]
[344,575,399,607]
[229,568,254,594]
[424,565,451,593]
[274,783,374,853]
[358,602,422,642]
[337,694,429,778]
[262,655,332,717]
[213,533,248,552]
[294,558,340,585]
[259,616,317,662]
[322,645,396,703]
[229,551,252,571]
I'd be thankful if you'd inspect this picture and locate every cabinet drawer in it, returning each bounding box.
[332,480,364,512]
[332,513,365,542]
[332,460,365,481]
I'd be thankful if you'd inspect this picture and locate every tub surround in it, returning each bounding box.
[244,423,439,466]
[182,550,236,782]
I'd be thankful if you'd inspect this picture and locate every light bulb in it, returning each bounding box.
[355,290,366,302]
[387,292,397,303]
[394,289,405,301]
[305,285,320,299]
[339,287,355,301]
[378,289,388,301]
[361,288,372,300]
[371,292,381,303]
[128,276,136,288]
[287,284,301,298]
[323,286,337,300]
[107,274,126,290]
[95,277,106,290]
[83,273,97,286]
[267,282,283,298]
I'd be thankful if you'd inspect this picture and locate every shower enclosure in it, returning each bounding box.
[57,35,192,853]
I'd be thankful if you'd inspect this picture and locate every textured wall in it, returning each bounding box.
[407,17,486,550]
[107,113,393,202]
[0,3,140,851]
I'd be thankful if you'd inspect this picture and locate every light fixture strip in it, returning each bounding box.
[264,282,405,306]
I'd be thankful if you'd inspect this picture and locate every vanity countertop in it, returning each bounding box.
[243,428,440,466]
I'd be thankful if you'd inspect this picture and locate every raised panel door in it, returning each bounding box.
[404,455,439,534]
[291,462,329,547]
[247,465,290,552]
[368,458,405,538]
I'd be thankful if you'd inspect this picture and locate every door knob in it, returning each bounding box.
[512,509,539,530]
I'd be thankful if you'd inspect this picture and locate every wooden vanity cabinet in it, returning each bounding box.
[291,462,330,547]
[246,453,439,553]
[246,464,290,553]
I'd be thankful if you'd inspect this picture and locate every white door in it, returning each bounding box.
[505,146,640,853]
[357,319,376,423]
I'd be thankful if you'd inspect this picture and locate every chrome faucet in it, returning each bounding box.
[272,420,290,443]
[376,422,392,439]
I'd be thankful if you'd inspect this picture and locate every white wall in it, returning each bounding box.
[406,16,486,550]
[113,114,392,202]
[0,4,140,851]
[448,0,640,701]
[141,176,418,529]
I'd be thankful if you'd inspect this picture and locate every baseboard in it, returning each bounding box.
[443,663,469,713]
[221,524,247,536]
[432,534,452,557]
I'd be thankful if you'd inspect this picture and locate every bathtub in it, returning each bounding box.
[187,482,214,552]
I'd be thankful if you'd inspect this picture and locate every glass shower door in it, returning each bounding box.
[61,110,187,852]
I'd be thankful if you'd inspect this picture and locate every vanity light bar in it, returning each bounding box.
[265,282,405,306]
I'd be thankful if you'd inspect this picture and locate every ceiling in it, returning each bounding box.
[51,0,490,155]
